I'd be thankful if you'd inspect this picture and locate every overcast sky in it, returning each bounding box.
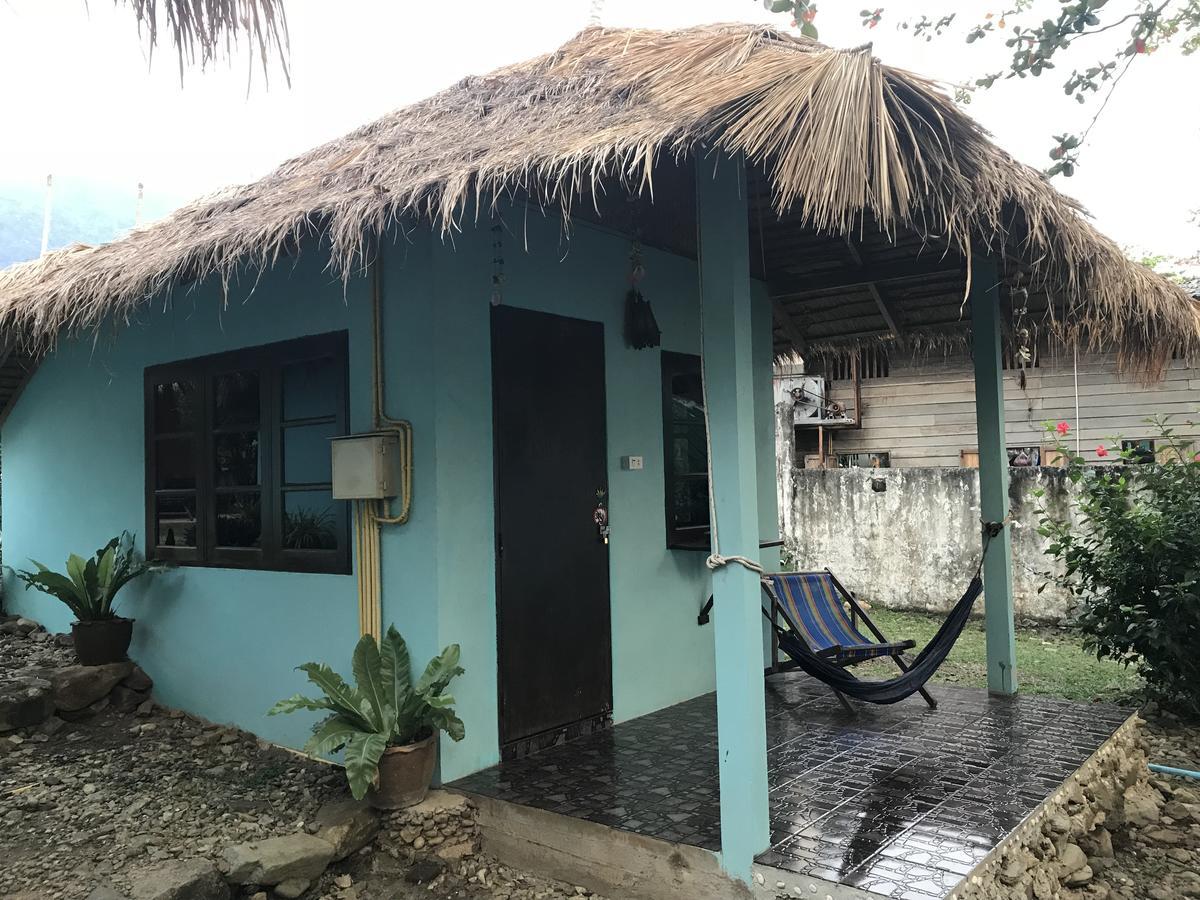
[1,0,1196,258]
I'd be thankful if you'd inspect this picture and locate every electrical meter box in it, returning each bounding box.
[331,432,402,500]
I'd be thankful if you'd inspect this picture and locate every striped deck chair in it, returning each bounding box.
[762,569,936,710]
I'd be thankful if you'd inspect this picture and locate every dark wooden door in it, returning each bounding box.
[492,306,612,751]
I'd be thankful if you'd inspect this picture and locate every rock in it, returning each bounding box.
[221,833,335,885]
[1066,865,1095,887]
[312,799,379,861]
[333,874,353,889]
[0,675,55,732]
[434,840,475,862]
[110,685,148,713]
[1123,782,1164,828]
[127,859,230,900]
[1144,826,1185,845]
[49,662,133,712]
[37,715,67,736]
[136,699,156,717]
[272,880,309,899]
[122,666,154,692]
[86,886,130,900]
[1059,843,1088,875]
[1089,827,1115,859]
[1168,848,1192,863]
[405,858,446,884]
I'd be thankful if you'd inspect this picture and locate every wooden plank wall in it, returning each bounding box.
[822,350,1200,467]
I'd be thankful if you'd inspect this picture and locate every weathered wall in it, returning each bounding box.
[792,350,1200,468]
[2,205,779,781]
[778,464,1081,621]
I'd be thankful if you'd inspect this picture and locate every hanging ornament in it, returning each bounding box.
[623,239,661,350]
[490,223,505,307]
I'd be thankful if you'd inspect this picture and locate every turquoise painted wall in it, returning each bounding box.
[2,206,778,782]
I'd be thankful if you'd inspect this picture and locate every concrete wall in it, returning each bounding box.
[783,350,1200,468]
[778,465,1080,621]
[2,206,778,780]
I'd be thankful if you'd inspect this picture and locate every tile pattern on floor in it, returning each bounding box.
[450,676,1131,899]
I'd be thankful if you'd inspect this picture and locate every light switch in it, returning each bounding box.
[621,455,644,471]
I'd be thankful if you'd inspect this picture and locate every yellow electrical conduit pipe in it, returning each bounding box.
[355,253,414,640]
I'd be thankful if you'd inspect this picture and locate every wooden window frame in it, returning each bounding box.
[661,351,711,551]
[144,331,351,575]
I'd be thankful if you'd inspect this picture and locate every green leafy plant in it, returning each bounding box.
[14,532,164,622]
[269,626,465,800]
[1035,416,1200,715]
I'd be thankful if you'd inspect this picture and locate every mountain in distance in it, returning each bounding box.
[0,176,183,269]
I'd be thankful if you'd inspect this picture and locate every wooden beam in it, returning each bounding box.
[769,259,963,298]
[842,237,904,337]
[771,297,808,355]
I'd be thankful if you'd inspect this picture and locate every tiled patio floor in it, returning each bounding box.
[450,674,1132,899]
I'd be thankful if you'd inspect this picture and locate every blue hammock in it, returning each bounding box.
[764,571,983,707]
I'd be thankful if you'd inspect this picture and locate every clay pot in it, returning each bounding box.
[367,732,438,809]
[71,617,134,666]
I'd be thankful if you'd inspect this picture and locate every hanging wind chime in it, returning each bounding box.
[623,239,661,349]
[490,223,505,306]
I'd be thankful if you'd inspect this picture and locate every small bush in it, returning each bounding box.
[1036,416,1200,716]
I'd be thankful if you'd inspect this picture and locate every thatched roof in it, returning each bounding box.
[1,23,1195,377]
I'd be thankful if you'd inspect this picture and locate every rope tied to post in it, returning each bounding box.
[694,174,765,581]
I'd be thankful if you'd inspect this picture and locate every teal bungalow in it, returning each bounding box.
[1,25,1193,899]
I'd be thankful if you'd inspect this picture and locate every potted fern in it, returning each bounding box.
[14,532,164,665]
[269,625,465,808]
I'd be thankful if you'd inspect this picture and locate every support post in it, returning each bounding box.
[969,254,1018,696]
[697,153,770,879]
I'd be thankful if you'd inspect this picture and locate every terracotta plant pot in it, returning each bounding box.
[71,617,134,666]
[366,732,438,809]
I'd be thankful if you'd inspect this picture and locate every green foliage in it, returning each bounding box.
[758,1,1200,177]
[14,532,164,622]
[762,0,820,39]
[269,626,465,800]
[1035,416,1200,716]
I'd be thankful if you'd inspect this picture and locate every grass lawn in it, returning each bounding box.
[850,607,1144,705]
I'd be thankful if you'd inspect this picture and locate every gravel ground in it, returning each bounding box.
[1103,710,1200,900]
[0,628,602,900]
[3,625,1198,900]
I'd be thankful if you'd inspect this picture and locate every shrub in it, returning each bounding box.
[269,625,465,799]
[1036,417,1200,715]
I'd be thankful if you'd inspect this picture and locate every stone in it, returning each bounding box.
[37,715,67,736]
[122,666,154,692]
[221,833,335,885]
[49,662,133,712]
[1066,865,1094,887]
[1123,783,1163,828]
[434,840,475,862]
[333,874,353,888]
[136,699,156,717]
[998,857,1027,885]
[312,799,379,861]
[127,859,230,900]
[1059,843,1088,875]
[110,685,148,714]
[1168,848,1192,863]
[86,886,130,900]
[272,880,309,899]
[1144,826,1185,845]
[0,675,54,732]
[405,858,446,884]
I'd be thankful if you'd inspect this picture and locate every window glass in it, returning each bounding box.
[215,492,262,548]
[283,490,339,551]
[1122,439,1156,464]
[214,432,261,487]
[155,495,197,548]
[282,422,337,486]
[155,437,196,489]
[213,371,260,428]
[145,332,348,572]
[153,380,198,433]
[662,353,710,548]
[283,357,338,421]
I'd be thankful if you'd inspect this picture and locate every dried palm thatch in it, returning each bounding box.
[0,24,1194,377]
[118,0,290,84]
